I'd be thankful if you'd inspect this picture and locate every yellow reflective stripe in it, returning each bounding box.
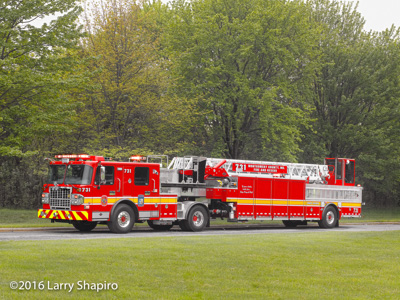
[38,209,50,218]
[214,198,361,208]
[342,203,362,208]
[272,200,287,205]
[71,211,89,221]
[237,199,253,204]
[71,211,81,220]
[288,201,304,206]
[58,211,66,220]
[255,200,272,205]
[90,197,177,204]
[38,209,52,218]
[230,199,312,206]
[91,198,102,204]
[38,209,88,220]
[306,201,321,206]
[161,198,178,203]
[91,198,116,204]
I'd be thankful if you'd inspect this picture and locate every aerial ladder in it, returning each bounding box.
[167,156,330,184]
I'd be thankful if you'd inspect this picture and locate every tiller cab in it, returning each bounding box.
[38,155,363,233]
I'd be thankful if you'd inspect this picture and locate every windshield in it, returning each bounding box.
[65,165,93,185]
[47,165,66,184]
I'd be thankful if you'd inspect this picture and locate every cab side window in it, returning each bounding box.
[345,161,355,184]
[95,166,114,185]
[135,167,149,186]
[336,161,342,179]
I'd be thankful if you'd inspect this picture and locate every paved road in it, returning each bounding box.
[0,223,399,241]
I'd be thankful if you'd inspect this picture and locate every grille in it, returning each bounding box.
[50,187,72,210]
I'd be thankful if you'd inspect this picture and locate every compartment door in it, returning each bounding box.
[288,180,305,220]
[237,178,254,219]
[272,179,288,219]
[255,178,272,219]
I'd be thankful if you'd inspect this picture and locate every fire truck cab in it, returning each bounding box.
[324,158,356,186]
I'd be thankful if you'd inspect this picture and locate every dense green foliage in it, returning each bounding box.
[1,0,399,208]
[78,0,199,157]
[165,0,319,160]
[0,0,85,207]
[300,0,400,206]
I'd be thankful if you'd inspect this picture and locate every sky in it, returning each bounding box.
[347,0,400,31]
[33,0,399,32]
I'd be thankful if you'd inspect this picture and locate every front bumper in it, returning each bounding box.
[38,209,89,221]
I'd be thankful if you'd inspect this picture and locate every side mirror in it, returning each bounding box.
[100,166,106,183]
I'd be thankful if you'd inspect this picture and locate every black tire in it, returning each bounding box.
[72,221,97,232]
[318,206,338,229]
[186,205,208,232]
[282,220,297,228]
[147,220,173,231]
[107,204,135,233]
[178,220,189,231]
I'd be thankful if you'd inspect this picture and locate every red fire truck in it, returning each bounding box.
[38,154,363,233]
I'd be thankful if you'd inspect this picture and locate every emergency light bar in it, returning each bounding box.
[55,154,90,159]
[52,154,106,163]
[129,155,146,162]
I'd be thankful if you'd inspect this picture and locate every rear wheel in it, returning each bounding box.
[185,205,208,232]
[72,221,97,232]
[147,220,173,231]
[283,220,308,228]
[107,204,135,233]
[282,220,297,228]
[318,206,338,229]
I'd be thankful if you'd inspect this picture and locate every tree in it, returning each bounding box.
[165,0,320,160]
[302,0,400,205]
[0,0,84,157]
[79,0,199,158]
[0,0,85,207]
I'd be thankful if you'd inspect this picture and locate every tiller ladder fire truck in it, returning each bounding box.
[38,155,363,233]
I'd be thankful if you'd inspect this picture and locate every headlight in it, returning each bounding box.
[41,193,49,204]
[71,194,84,205]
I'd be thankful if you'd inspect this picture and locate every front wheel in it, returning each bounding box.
[107,204,135,233]
[72,221,97,232]
[318,206,338,229]
[178,220,189,231]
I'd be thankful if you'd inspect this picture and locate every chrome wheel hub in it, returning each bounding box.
[326,211,335,225]
[193,211,204,227]
[118,211,131,228]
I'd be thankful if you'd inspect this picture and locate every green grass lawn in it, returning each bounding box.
[340,206,400,223]
[0,231,399,299]
[0,209,70,228]
[0,207,399,228]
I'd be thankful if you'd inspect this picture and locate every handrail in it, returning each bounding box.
[117,178,121,192]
